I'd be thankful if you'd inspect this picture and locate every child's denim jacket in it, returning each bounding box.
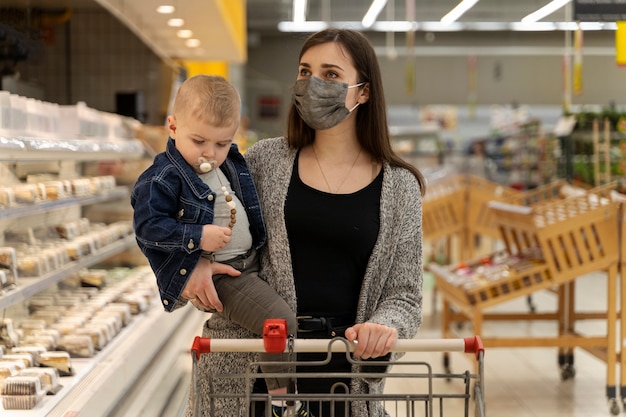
[131,137,266,312]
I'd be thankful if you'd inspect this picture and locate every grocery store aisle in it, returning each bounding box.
[385,271,612,417]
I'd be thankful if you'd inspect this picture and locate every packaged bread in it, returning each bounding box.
[0,269,16,292]
[29,310,61,326]
[89,315,121,337]
[39,351,73,376]
[20,334,56,351]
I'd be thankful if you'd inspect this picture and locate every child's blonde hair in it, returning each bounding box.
[173,74,241,127]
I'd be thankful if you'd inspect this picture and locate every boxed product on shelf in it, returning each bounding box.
[1,375,46,410]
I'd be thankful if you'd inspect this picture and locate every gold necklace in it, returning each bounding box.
[312,145,362,193]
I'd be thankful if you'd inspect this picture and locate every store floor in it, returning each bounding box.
[169,270,611,417]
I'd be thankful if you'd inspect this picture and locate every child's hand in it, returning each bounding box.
[201,224,232,252]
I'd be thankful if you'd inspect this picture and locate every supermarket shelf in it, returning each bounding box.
[0,234,137,310]
[0,187,129,220]
[1,293,204,417]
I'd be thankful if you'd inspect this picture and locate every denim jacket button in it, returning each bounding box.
[163,299,169,306]
[187,241,195,249]
[180,269,187,275]
[207,195,214,201]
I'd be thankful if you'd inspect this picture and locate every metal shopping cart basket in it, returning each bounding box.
[190,320,486,417]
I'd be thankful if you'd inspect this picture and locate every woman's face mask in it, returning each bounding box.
[291,76,365,131]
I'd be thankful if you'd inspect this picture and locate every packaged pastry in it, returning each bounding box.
[89,314,121,337]
[17,255,47,277]
[1,375,45,409]
[38,351,73,376]
[75,327,107,350]
[57,335,94,358]
[18,367,62,394]
[20,334,56,351]
[0,269,17,292]
[27,296,57,315]
[42,180,68,200]
[0,247,17,272]
[117,294,148,315]
[79,269,107,289]
[70,178,92,196]
[102,303,132,325]
[29,310,61,326]
[0,319,19,349]
[55,221,80,240]
[19,319,47,336]
[12,184,39,204]
[10,346,46,362]
[0,187,16,207]
[0,361,20,381]
[1,353,35,368]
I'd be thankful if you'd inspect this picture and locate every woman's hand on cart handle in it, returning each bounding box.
[181,257,241,312]
[344,323,398,359]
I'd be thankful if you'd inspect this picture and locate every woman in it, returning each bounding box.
[185,28,424,417]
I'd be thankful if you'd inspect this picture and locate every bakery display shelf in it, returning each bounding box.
[0,235,136,311]
[1,294,201,417]
[0,187,129,220]
[0,136,146,162]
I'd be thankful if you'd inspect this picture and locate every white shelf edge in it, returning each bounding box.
[0,187,130,220]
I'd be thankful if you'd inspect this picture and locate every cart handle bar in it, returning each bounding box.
[191,336,484,360]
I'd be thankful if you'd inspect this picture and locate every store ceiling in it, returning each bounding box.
[3,0,578,64]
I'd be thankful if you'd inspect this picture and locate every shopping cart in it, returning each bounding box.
[190,320,485,417]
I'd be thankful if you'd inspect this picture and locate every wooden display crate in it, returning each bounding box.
[490,190,620,285]
[422,174,465,243]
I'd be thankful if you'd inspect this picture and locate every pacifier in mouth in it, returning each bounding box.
[198,157,217,173]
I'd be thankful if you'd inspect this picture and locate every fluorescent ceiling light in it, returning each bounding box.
[185,39,200,48]
[362,0,388,28]
[278,21,329,32]
[177,29,193,38]
[167,18,185,27]
[441,0,480,25]
[293,0,307,24]
[156,5,175,14]
[521,0,571,23]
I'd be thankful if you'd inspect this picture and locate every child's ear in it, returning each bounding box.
[167,115,177,136]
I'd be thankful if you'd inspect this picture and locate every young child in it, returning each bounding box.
[131,75,308,416]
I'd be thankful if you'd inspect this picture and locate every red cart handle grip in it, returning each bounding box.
[463,336,485,359]
[191,336,212,360]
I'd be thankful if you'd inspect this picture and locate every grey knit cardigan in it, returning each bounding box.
[184,137,423,417]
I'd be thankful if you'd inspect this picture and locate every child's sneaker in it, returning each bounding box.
[271,402,312,417]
